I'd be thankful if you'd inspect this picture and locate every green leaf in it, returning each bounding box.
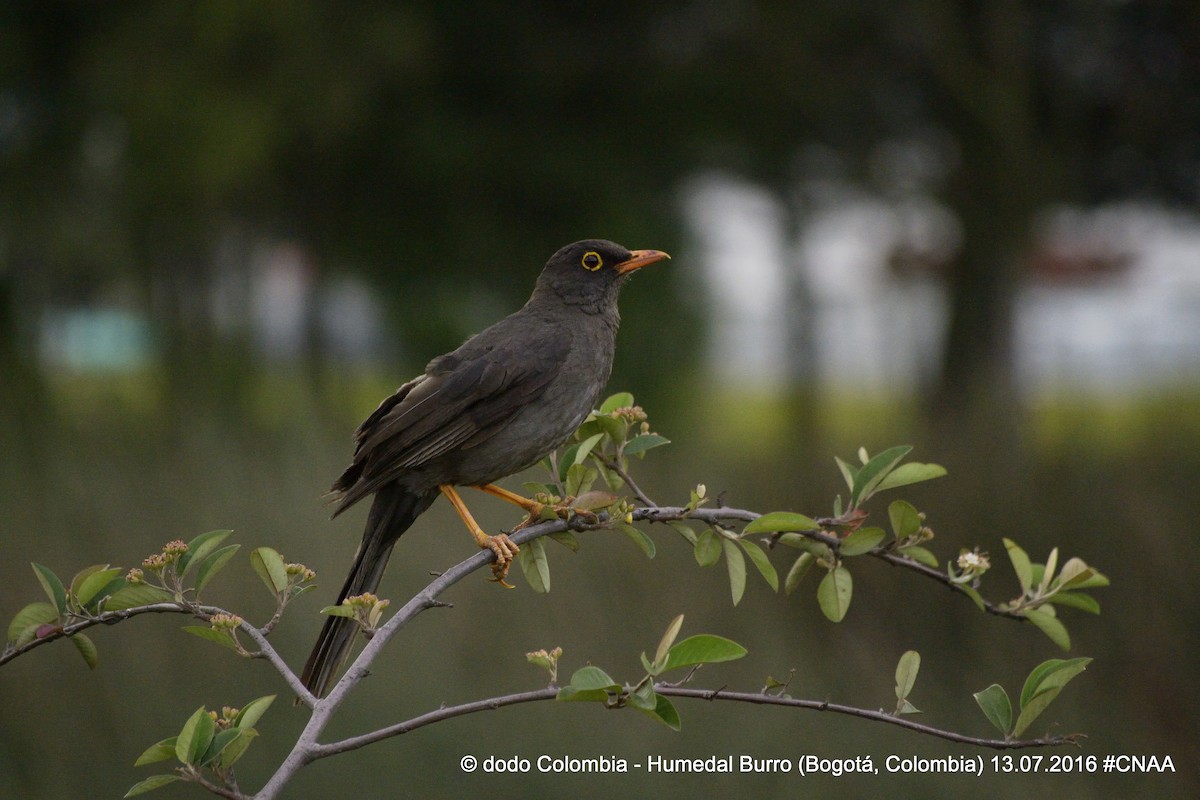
[955,583,987,612]
[75,567,125,608]
[887,500,921,540]
[32,563,68,614]
[628,680,657,711]
[817,565,853,622]
[199,728,243,766]
[175,706,215,766]
[7,602,59,646]
[134,737,179,766]
[784,553,815,595]
[722,539,746,606]
[1054,558,1108,590]
[599,392,634,414]
[743,512,819,534]
[105,584,174,610]
[564,463,598,498]
[124,775,182,797]
[840,526,885,556]
[738,538,778,591]
[182,626,241,652]
[668,521,698,545]
[894,650,920,701]
[195,544,241,595]
[517,537,551,594]
[217,728,258,769]
[896,699,921,715]
[1013,658,1092,737]
[69,564,107,599]
[1045,591,1101,614]
[850,445,912,506]
[648,692,681,731]
[548,531,581,552]
[1025,607,1071,650]
[572,432,606,466]
[179,529,235,578]
[619,524,656,559]
[874,461,947,493]
[623,433,670,457]
[834,456,859,493]
[654,614,686,669]
[974,684,1013,736]
[70,633,99,669]
[1039,547,1059,595]
[319,605,356,618]
[250,547,289,595]
[571,489,618,511]
[662,634,748,672]
[567,666,620,692]
[1004,538,1033,595]
[898,545,939,568]
[693,529,722,567]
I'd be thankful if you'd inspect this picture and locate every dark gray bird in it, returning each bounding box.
[301,239,669,697]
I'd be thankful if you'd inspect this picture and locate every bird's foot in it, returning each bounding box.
[509,497,598,532]
[481,533,519,588]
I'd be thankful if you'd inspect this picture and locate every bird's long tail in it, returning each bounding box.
[301,485,437,698]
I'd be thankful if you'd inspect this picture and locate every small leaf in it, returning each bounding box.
[873,461,947,493]
[32,563,68,614]
[894,650,921,701]
[233,694,276,730]
[175,706,215,766]
[182,626,241,652]
[743,512,820,534]
[974,684,1013,736]
[738,538,778,591]
[619,525,656,559]
[548,531,581,552]
[69,565,107,599]
[75,567,125,608]
[662,634,748,672]
[572,432,606,466]
[217,728,258,769]
[897,699,921,715]
[722,539,746,606]
[133,738,179,766]
[320,605,356,618]
[834,456,858,492]
[571,490,618,511]
[817,565,853,622]
[623,433,670,457]
[898,545,939,568]
[195,544,241,595]
[840,526,885,556]
[517,537,551,594]
[1004,538,1033,595]
[784,553,815,595]
[654,614,686,668]
[1039,547,1059,596]
[1045,591,1100,614]
[250,547,289,595]
[599,392,634,414]
[628,681,657,711]
[1013,658,1091,737]
[70,633,99,669]
[105,584,174,610]
[567,665,620,692]
[199,728,243,766]
[124,775,181,797]
[564,463,598,498]
[955,583,987,612]
[693,529,722,567]
[850,445,912,506]
[1025,607,1071,651]
[887,500,921,540]
[7,602,59,646]
[668,521,698,545]
[179,530,235,578]
[649,692,681,731]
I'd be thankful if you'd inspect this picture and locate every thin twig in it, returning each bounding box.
[598,455,657,508]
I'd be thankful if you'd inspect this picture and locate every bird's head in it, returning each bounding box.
[532,239,670,313]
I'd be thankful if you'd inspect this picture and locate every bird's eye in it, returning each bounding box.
[581,251,603,271]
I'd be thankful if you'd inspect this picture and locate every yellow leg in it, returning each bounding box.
[439,485,519,586]
[474,483,545,515]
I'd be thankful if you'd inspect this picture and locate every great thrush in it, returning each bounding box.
[301,239,669,697]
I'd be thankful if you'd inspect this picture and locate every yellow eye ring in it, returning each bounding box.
[581,251,603,271]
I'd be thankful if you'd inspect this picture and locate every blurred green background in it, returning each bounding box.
[2,2,1198,798]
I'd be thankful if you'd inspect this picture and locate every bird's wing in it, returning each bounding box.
[331,330,569,512]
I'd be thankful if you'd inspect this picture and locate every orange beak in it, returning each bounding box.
[615,249,671,275]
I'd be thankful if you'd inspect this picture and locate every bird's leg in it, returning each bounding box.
[472,483,592,530]
[439,485,519,587]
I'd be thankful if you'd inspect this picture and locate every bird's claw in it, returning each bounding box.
[483,533,519,588]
